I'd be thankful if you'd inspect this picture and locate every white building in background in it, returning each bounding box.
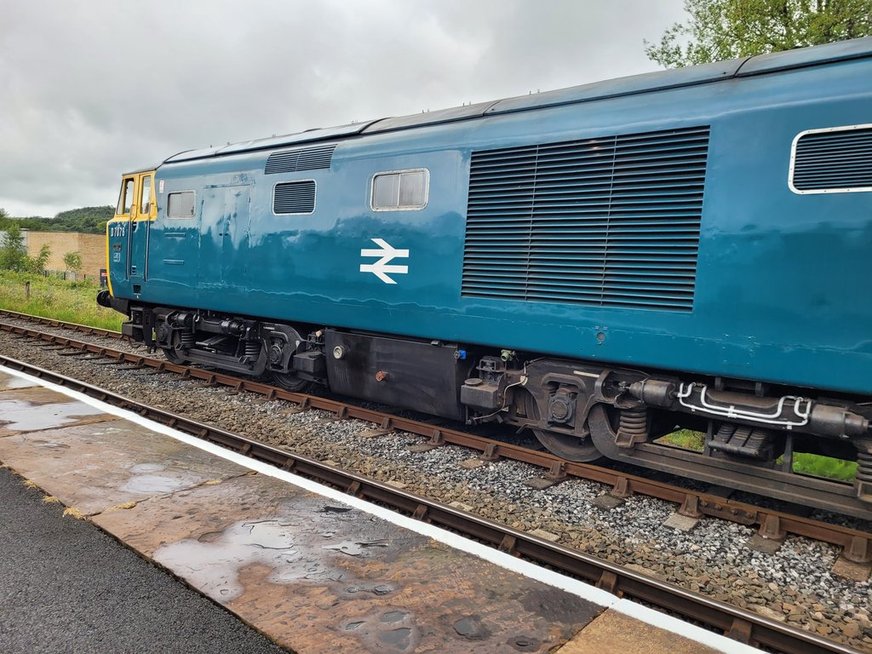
[0,229,30,247]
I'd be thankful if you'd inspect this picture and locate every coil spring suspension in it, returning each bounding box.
[615,407,648,448]
[244,341,261,358]
[857,450,872,502]
[179,332,194,349]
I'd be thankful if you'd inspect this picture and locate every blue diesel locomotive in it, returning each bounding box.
[99,38,872,517]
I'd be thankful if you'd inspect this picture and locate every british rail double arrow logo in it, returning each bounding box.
[360,238,409,284]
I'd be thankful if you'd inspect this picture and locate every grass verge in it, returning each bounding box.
[0,270,122,331]
[791,453,857,483]
[657,428,857,482]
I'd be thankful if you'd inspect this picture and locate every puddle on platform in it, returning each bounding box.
[0,375,38,390]
[130,463,166,474]
[156,519,326,601]
[121,463,202,494]
[154,503,413,604]
[380,610,407,623]
[0,398,104,432]
[121,473,199,494]
[324,539,390,557]
[380,627,413,650]
[340,608,419,653]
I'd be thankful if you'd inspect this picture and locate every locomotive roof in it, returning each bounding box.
[163,36,872,165]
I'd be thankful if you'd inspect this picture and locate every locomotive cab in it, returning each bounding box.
[98,169,156,338]
[106,169,156,294]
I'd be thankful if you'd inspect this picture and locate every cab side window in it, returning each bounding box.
[117,178,134,215]
[371,169,429,211]
[140,176,152,215]
[167,191,196,219]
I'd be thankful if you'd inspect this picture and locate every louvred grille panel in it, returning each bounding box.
[792,126,872,191]
[273,181,316,214]
[265,144,336,174]
[462,126,710,311]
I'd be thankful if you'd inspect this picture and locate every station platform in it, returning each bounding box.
[0,366,759,654]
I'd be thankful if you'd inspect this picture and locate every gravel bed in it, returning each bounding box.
[1,329,871,651]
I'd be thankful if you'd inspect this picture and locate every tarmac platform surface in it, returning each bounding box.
[0,465,285,654]
[0,366,756,653]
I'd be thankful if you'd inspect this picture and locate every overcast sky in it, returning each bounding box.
[0,0,685,217]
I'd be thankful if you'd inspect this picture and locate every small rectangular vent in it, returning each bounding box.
[462,126,710,311]
[265,144,336,174]
[273,181,316,214]
[791,125,872,192]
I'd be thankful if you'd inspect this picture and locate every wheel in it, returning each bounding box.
[157,326,188,364]
[523,391,602,462]
[270,370,311,392]
[531,428,603,462]
[161,347,186,364]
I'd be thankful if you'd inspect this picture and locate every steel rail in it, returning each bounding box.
[0,355,860,654]
[0,308,124,340]
[0,312,869,566]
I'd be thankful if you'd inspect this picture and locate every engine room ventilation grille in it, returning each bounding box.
[265,144,336,174]
[273,180,316,214]
[462,126,710,311]
[791,125,872,193]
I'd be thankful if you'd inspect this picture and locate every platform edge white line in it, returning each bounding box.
[614,598,761,653]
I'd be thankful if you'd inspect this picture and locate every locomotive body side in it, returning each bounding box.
[101,39,872,517]
[109,51,872,394]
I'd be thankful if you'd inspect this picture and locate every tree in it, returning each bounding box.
[0,206,113,235]
[30,244,51,274]
[645,0,872,67]
[0,224,29,272]
[63,251,83,278]
[53,206,114,234]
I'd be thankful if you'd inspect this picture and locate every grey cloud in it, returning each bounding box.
[0,0,684,216]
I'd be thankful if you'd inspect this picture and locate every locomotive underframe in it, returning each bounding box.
[100,294,872,519]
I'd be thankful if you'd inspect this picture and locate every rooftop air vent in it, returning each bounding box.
[265,144,336,174]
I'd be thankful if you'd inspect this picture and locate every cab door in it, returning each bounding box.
[115,175,135,281]
[129,172,155,282]
[107,175,135,296]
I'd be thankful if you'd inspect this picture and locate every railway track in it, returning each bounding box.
[0,309,868,566]
[0,353,861,654]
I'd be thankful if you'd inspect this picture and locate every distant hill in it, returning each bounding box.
[0,206,114,234]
